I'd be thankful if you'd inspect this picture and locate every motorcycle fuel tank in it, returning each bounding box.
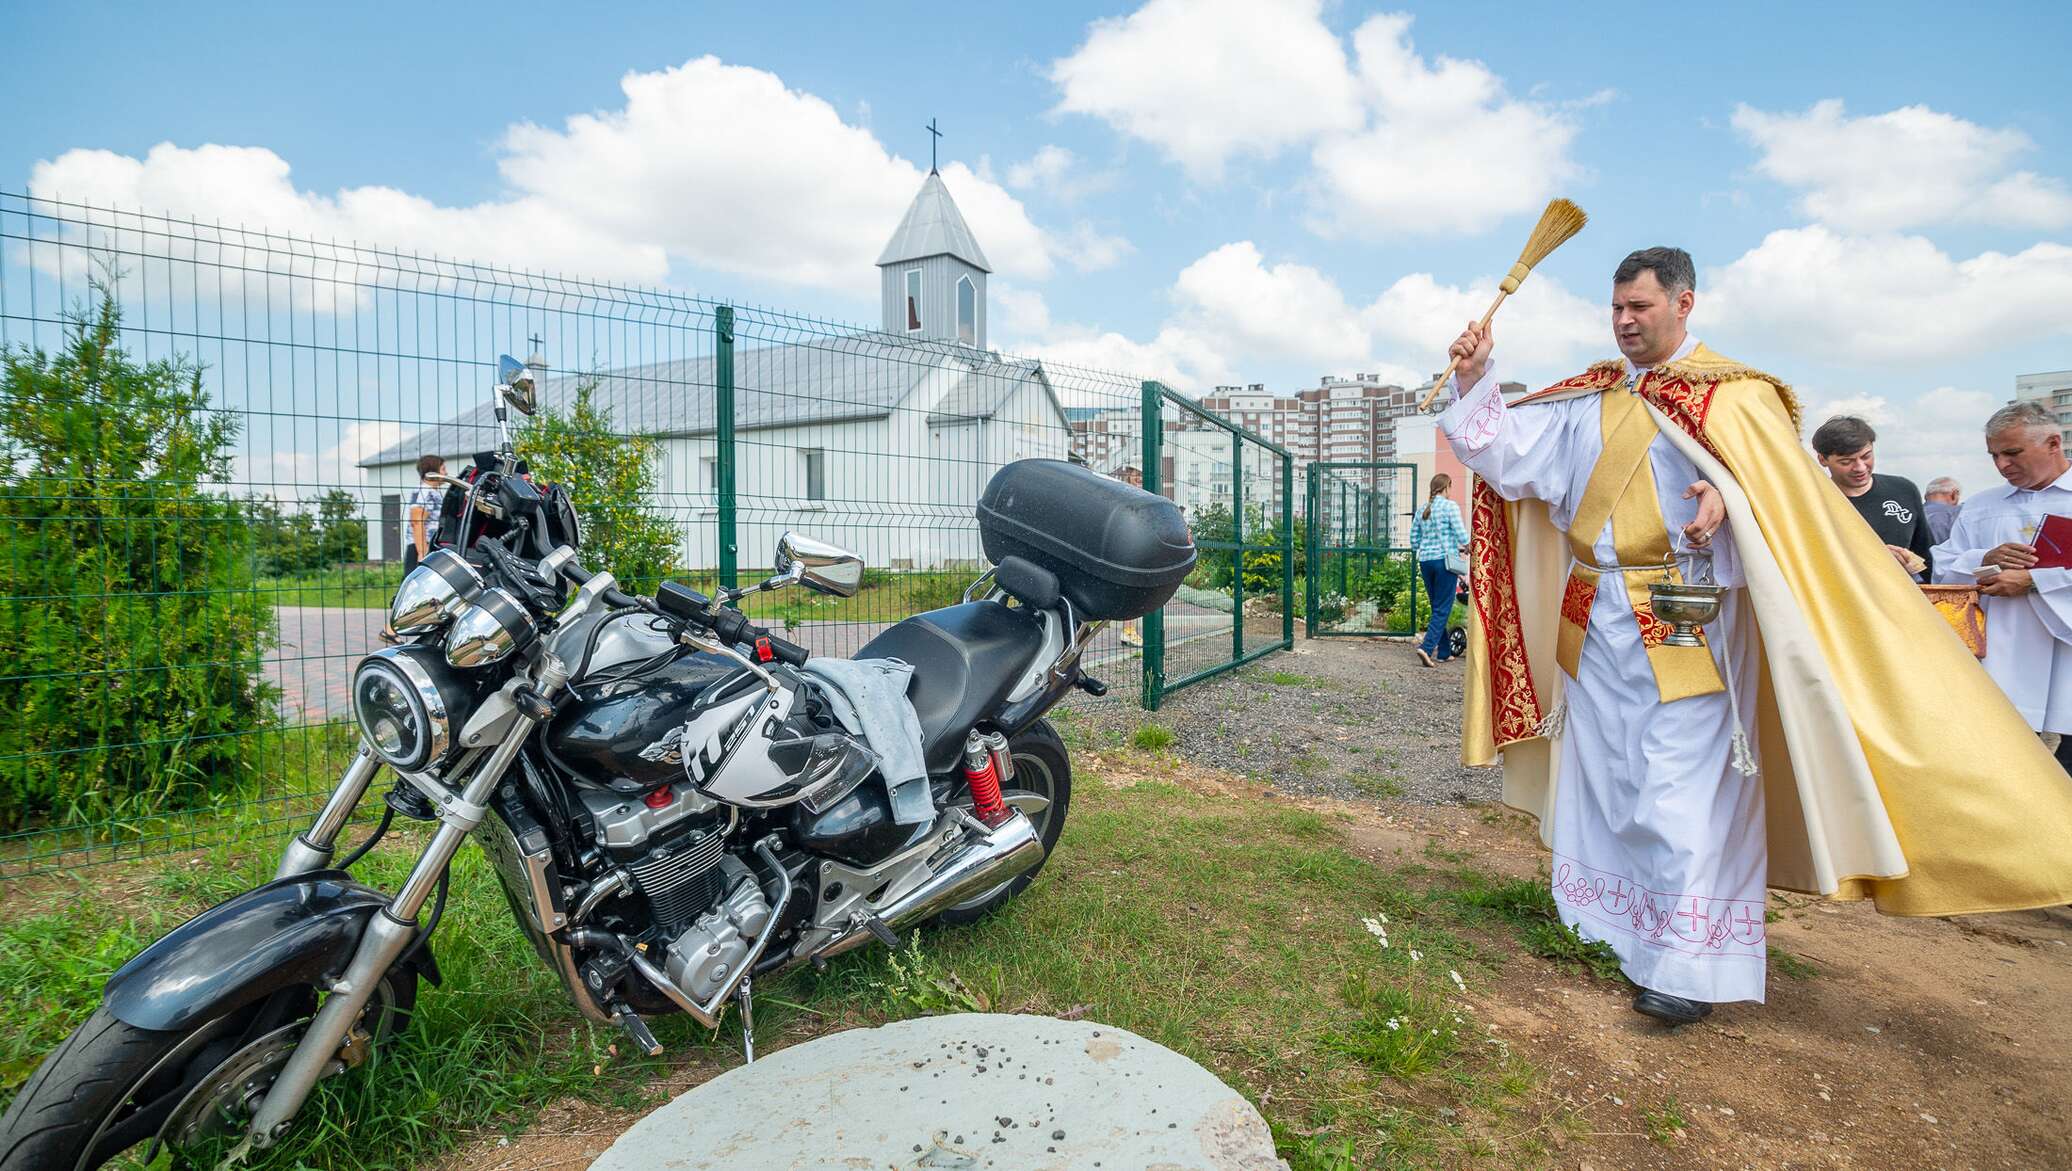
[546,651,764,793]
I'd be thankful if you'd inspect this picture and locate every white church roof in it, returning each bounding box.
[358,337,1057,468]
[876,172,992,273]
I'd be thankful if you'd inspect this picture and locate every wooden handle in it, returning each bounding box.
[1417,288,1510,412]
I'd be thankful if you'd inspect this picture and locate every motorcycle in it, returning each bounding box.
[0,355,1197,1169]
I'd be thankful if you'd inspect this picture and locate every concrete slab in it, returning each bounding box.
[590,1013,1287,1171]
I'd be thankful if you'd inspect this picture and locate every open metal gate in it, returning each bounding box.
[1304,461,1422,638]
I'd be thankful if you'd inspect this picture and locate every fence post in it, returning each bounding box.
[1280,451,1294,647]
[1230,429,1243,664]
[715,304,738,590]
[1304,463,1319,638]
[1140,380,1165,711]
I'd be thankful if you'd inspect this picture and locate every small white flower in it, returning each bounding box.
[1409,949,1422,962]
[1449,970,1468,993]
[1385,1018,1401,1031]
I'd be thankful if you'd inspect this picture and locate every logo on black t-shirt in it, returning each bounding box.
[1882,499,1914,524]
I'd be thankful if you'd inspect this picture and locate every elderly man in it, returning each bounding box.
[1924,477,1962,545]
[1446,246,2072,1028]
[1931,402,2072,768]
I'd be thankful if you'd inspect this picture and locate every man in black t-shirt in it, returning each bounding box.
[1811,415,1934,580]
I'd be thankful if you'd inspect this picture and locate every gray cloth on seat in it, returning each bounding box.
[801,656,934,826]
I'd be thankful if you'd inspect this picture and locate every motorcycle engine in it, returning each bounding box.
[580,785,771,1001]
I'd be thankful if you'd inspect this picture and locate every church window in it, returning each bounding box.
[956,275,976,346]
[904,269,923,333]
[801,448,825,501]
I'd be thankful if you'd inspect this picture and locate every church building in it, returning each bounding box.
[360,169,1069,573]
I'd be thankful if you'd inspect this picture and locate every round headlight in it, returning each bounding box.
[352,647,458,772]
[445,587,537,669]
[390,548,482,635]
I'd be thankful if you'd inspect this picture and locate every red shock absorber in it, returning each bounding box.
[962,734,1009,826]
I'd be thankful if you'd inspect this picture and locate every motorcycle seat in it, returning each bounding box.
[857,601,1047,773]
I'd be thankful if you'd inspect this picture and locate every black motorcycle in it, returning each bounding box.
[0,356,1196,1169]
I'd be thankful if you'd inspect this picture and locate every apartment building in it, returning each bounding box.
[2015,369,2072,444]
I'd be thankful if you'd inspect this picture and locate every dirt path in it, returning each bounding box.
[1334,799,2072,1170]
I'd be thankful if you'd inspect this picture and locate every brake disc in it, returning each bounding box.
[158,1022,310,1149]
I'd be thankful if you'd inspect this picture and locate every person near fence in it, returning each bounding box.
[1811,415,1934,580]
[1442,245,2072,1028]
[1923,476,1962,545]
[1929,401,2072,771]
[406,454,446,571]
[1410,473,1470,667]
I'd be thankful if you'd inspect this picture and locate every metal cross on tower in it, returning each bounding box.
[926,118,942,174]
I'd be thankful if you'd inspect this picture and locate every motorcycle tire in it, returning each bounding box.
[0,972,415,1171]
[935,719,1072,926]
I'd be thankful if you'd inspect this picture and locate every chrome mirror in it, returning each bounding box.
[775,531,864,598]
[497,353,538,416]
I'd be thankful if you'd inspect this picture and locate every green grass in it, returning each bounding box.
[253,565,400,609]
[1448,874,1625,982]
[1130,722,1178,751]
[1773,949,1818,980]
[0,761,1570,1169]
[1642,1095,1688,1144]
[1266,670,1329,689]
[249,567,975,625]
[1346,770,1406,800]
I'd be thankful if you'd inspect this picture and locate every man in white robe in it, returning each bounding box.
[1931,401,2072,771]
[1442,247,1761,1023]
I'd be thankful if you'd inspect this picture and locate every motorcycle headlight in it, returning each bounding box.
[352,646,467,772]
[389,548,482,635]
[444,587,538,669]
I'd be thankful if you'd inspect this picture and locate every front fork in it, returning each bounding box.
[250,669,561,1147]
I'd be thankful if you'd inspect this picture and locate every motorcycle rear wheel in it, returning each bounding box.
[0,973,415,1171]
[935,719,1072,925]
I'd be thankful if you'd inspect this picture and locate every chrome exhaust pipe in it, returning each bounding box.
[812,810,1045,962]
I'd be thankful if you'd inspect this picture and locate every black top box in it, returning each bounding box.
[977,459,1197,621]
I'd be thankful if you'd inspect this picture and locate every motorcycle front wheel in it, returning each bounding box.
[935,719,1073,925]
[0,973,415,1171]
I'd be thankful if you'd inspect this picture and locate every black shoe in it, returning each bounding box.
[1631,988,1714,1026]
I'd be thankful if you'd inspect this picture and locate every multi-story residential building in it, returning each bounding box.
[2015,370,2072,444]
[1068,372,1524,525]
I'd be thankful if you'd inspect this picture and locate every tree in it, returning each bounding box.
[0,281,276,826]
[515,380,680,593]
[312,487,366,567]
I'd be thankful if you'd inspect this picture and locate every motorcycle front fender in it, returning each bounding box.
[104,869,441,1032]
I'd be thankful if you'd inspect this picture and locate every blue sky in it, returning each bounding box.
[4,0,2070,490]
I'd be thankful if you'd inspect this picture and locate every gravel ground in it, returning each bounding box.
[1067,622,1499,806]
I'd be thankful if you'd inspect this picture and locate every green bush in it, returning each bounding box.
[0,283,277,826]
[515,380,680,594]
[1382,584,1468,636]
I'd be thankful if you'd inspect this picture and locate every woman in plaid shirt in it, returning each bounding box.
[1410,473,1470,667]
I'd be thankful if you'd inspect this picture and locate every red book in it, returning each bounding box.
[2034,514,2072,570]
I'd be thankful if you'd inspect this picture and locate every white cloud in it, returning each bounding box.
[1000,240,1603,396]
[1705,226,2072,365]
[1799,385,2001,496]
[1049,0,1361,182]
[1304,14,1579,238]
[1732,100,2072,232]
[29,56,1071,297]
[1058,222,1135,272]
[1049,4,1578,237]
[1005,145,1119,203]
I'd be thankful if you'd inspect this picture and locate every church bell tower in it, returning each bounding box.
[878,165,991,349]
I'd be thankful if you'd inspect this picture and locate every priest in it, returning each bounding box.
[1929,400,2072,770]
[1443,246,2072,1026]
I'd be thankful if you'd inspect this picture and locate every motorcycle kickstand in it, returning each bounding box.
[735,976,756,1064]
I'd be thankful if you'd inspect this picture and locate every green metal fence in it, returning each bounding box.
[1140,382,1295,709]
[1305,461,1423,637]
[0,192,1289,877]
